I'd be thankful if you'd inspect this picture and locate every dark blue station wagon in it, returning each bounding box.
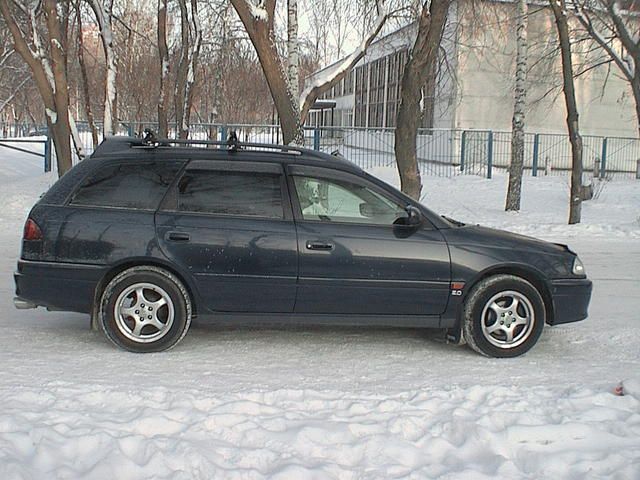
[14,137,592,357]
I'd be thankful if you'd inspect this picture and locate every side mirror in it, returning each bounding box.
[394,205,423,228]
[405,205,423,226]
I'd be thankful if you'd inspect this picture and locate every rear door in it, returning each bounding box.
[288,165,451,315]
[155,160,298,313]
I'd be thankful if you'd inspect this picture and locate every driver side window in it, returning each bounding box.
[293,175,405,225]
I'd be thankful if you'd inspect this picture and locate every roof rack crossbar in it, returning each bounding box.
[133,137,313,156]
[94,135,336,163]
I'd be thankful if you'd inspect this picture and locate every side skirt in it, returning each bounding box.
[194,312,442,328]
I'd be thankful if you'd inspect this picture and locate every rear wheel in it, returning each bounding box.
[462,274,545,358]
[99,266,191,352]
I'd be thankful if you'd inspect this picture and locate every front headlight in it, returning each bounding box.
[572,256,586,276]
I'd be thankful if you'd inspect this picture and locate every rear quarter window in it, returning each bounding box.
[38,158,97,205]
[70,161,183,210]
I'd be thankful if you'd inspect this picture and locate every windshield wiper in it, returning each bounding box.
[442,215,465,227]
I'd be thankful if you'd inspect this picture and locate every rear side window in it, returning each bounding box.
[177,170,284,219]
[70,161,183,210]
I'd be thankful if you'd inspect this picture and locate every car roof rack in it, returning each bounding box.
[136,137,306,156]
[95,130,315,156]
[92,131,357,169]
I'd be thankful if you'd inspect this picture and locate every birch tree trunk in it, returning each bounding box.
[75,2,99,148]
[505,0,528,211]
[550,0,583,224]
[394,0,450,200]
[210,4,230,135]
[287,0,303,144]
[157,0,170,138]
[87,0,117,137]
[176,0,201,139]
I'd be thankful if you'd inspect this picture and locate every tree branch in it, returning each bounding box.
[299,1,390,120]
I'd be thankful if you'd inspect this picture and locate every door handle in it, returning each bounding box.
[166,231,191,242]
[306,241,334,251]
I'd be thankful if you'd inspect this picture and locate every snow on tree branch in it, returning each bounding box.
[571,0,634,79]
[606,0,640,57]
[299,1,390,119]
[248,1,268,21]
[28,5,56,93]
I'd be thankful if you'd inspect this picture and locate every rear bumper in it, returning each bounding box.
[14,260,104,314]
[548,278,593,325]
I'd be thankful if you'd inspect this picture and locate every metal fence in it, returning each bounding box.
[3,121,640,180]
[308,127,640,179]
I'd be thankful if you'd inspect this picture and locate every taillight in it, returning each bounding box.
[23,218,43,241]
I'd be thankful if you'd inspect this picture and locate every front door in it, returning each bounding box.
[156,160,297,313]
[288,165,451,316]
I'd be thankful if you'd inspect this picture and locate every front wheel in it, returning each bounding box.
[99,266,192,353]
[462,274,545,358]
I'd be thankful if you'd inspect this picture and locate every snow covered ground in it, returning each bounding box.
[0,150,639,479]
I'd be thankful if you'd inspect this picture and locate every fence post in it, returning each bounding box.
[532,133,540,177]
[600,137,608,179]
[460,130,466,172]
[594,157,601,178]
[486,130,493,179]
[313,128,321,151]
[636,159,640,179]
[44,129,52,173]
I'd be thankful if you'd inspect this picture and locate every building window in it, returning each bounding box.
[345,69,354,95]
[416,52,437,130]
[368,57,386,128]
[386,49,408,128]
[354,65,367,127]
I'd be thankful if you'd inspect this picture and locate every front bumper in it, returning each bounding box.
[14,260,104,314]
[548,278,593,325]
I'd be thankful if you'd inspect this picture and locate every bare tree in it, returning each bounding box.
[287,0,299,101]
[394,0,450,200]
[571,0,640,137]
[157,0,170,138]
[115,1,160,128]
[75,1,99,148]
[0,0,75,175]
[208,2,231,130]
[86,0,118,136]
[550,0,584,224]
[230,0,391,145]
[0,20,34,120]
[175,0,201,139]
[505,0,528,211]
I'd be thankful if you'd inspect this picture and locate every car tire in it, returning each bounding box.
[462,274,545,358]
[99,266,192,353]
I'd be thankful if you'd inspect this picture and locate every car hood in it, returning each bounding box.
[444,224,571,256]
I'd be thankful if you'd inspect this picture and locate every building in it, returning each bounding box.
[305,0,638,139]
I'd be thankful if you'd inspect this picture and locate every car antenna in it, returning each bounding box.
[331,149,347,161]
[227,130,241,152]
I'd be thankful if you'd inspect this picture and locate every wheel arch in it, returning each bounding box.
[92,258,200,323]
[464,264,554,325]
